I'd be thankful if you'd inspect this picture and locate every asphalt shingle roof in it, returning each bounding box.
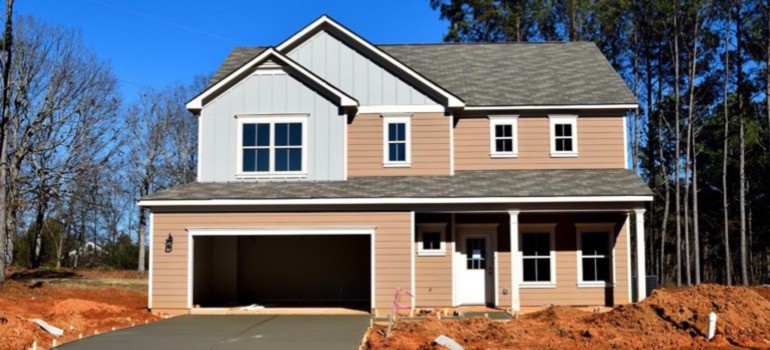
[141,169,651,201]
[206,42,636,106]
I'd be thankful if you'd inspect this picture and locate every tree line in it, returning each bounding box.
[0,1,200,280]
[431,0,770,286]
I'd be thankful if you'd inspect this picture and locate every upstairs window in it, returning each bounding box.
[489,116,518,158]
[549,115,578,157]
[382,114,411,167]
[576,224,614,287]
[237,115,307,177]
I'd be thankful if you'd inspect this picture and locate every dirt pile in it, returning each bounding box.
[367,285,770,349]
[0,275,157,349]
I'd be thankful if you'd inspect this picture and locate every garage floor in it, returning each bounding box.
[56,315,371,350]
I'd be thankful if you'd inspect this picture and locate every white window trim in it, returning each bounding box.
[549,115,579,158]
[575,223,616,288]
[417,223,448,257]
[236,114,309,178]
[382,114,412,167]
[489,115,519,158]
[519,223,557,288]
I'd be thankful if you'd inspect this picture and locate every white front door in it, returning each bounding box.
[458,234,493,305]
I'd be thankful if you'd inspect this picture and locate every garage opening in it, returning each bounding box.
[192,234,371,311]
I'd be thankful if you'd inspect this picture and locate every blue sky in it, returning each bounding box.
[16,0,448,99]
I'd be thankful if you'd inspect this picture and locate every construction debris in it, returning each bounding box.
[29,319,63,337]
[434,335,464,350]
[235,304,265,311]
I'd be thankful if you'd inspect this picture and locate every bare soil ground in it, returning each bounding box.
[368,285,770,349]
[0,269,157,349]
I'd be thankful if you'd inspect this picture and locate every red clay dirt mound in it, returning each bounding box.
[367,285,770,349]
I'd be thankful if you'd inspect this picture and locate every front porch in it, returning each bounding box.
[412,209,646,312]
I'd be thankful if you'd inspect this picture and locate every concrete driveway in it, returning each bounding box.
[57,315,371,350]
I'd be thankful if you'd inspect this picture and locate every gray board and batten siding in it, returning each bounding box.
[199,68,346,182]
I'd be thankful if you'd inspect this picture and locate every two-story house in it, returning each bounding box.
[138,15,652,316]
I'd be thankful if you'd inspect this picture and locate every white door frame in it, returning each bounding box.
[453,224,498,306]
[186,226,376,310]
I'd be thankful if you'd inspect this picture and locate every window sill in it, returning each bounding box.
[235,173,308,180]
[519,282,556,289]
[550,152,578,158]
[383,162,412,168]
[417,250,446,257]
[490,152,519,159]
[577,282,614,288]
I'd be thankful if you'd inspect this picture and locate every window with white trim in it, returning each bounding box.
[549,115,578,157]
[576,224,614,287]
[520,224,556,287]
[382,114,411,167]
[237,115,308,176]
[489,116,518,158]
[417,223,446,256]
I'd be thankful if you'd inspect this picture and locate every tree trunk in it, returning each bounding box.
[0,0,15,283]
[693,134,701,284]
[138,207,146,273]
[673,11,682,287]
[684,121,692,286]
[736,0,748,286]
[723,3,733,286]
[29,193,47,269]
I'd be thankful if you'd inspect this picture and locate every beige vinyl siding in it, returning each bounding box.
[348,113,451,176]
[414,245,453,307]
[518,215,630,306]
[151,212,411,311]
[455,116,625,170]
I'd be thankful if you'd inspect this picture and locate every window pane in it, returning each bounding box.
[523,259,536,282]
[537,259,551,282]
[503,124,512,137]
[562,124,572,136]
[422,232,440,250]
[288,148,302,171]
[389,143,405,162]
[256,124,270,146]
[496,139,512,152]
[582,258,597,281]
[388,123,397,141]
[243,124,256,146]
[389,123,406,142]
[275,148,288,171]
[555,124,564,137]
[275,123,288,146]
[582,232,609,255]
[256,149,269,172]
[242,149,256,172]
[556,138,564,151]
[289,123,302,146]
[397,123,406,140]
[596,257,610,282]
[495,124,504,137]
[523,233,549,256]
[562,138,573,151]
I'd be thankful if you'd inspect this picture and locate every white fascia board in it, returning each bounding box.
[186,48,358,111]
[357,105,445,114]
[187,226,376,236]
[276,15,465,108]
[464,104,639,111]
[138,195,653,207]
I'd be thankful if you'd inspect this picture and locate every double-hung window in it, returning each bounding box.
[520,224,556,287]
[489,116,518,158]
[237,115,307,177]
[576,224,614,287]
[549,115,578,157]
[382,114,411,167]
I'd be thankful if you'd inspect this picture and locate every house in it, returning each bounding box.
[138,15,651,316]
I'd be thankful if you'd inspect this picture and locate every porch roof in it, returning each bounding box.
[140,169,650,203]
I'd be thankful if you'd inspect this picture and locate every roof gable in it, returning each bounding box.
[187,47,358,112]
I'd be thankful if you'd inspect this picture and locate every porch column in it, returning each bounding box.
[635,209,647,301]
[508,210,520,311]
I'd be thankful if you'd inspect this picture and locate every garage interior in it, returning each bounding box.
[193,235,371,311]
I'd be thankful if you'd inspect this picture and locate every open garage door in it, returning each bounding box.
[192,231,372,311]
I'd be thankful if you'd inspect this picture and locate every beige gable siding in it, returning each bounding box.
[151,211,411,311]
[518,214,630,306]
[455,116,625,170]
[348,113,451,177]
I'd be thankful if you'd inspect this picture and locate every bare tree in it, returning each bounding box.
[0,0,14,282]
[722,2,733,286]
